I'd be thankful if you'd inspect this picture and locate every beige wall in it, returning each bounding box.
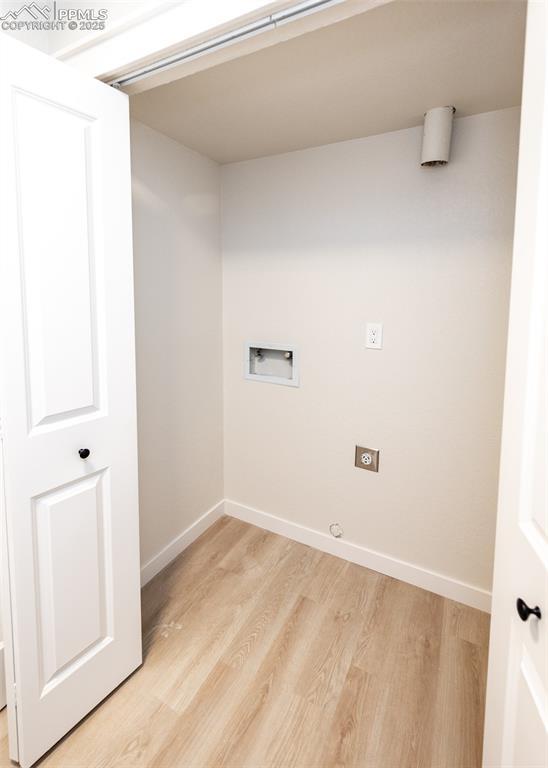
[221,108,519,592]
[131,120,223,567]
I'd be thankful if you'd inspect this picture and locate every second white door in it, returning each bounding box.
[483,2,548,765]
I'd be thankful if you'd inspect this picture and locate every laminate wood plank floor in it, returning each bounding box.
[0,517,490,768]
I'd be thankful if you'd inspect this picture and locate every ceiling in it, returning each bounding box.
[130,0,526,164]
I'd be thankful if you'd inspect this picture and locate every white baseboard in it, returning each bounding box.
[139,497,491,612]
[224,500,491,613]
[140,500,225,586]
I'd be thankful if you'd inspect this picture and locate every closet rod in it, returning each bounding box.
[108,0,344,89]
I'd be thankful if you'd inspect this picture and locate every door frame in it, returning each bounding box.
[0,0,534,762]
[71,0,534,760]
[61,0,535,759]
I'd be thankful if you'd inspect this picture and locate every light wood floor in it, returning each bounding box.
[0,517,490,767]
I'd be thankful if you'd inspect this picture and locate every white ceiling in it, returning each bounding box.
[130,0,526,164]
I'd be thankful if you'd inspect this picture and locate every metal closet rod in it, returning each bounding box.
[108,0,343,89]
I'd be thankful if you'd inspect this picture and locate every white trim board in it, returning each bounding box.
[0,642,5,710]
[224,500,492,612]
[140,500,225,586]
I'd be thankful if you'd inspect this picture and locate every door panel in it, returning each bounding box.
[34,471,110,690]
[13,89,104,431]
[512,646,546,767]
[0,35,141,768]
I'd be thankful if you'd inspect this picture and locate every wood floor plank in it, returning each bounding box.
[321,664,374,768]
[202,595,322,768]
[220,544,318,674]
[430,602,489,768]
[0,516,490,768]
[149,530,291,712]
[141,516,246,641]
[294,603,362,710]
[150,660,241,767]
[255,691,333,768]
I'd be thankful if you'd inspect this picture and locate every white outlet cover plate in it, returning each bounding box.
[366,322,383,349]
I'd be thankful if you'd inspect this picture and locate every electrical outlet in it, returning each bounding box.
[366,323,383,349]
[355,445,380,472]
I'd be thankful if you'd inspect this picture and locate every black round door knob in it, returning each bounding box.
[78,448,91,460]
[516,598,542,622]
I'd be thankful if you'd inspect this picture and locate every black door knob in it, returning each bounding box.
[78,448,91,460]
[516,598,541,622]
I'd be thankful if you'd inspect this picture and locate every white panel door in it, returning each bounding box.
[483,2,548,766]
[0,34,141,768]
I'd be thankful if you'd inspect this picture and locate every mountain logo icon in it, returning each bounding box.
[0,3,50,21]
